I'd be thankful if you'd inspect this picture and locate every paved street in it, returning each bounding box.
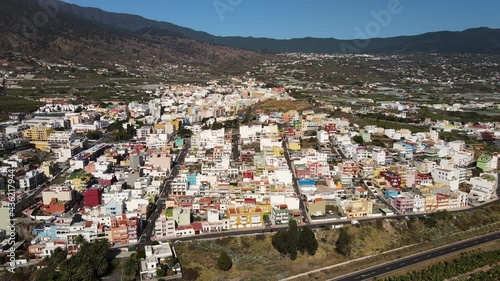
[331,231,500,281]
[282,140,312,225]
[138,139,190,247]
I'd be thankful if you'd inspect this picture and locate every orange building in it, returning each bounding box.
[41,198,71,214]
[110,214,141,245]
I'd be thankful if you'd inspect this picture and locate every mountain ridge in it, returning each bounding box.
[0,0,267,71]
[57,1,500,54]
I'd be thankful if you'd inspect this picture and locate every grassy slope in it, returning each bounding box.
[176,203,500,281]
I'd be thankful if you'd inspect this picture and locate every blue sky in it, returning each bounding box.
[66,0,500,39]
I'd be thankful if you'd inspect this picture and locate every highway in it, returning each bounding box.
[331,231,500,281]
[138,139,190,247]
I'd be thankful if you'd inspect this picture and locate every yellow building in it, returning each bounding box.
[67,171,91,192]
[226,207,264,229]
[288,141,301,151]
[23,127,54,150]
[168,119,181,131]
[373,167,388,178]
[256,203,272,215]
[343,199,373,219]
[23,127,54,141]
[272,146,284,156]
[423,194,438,212]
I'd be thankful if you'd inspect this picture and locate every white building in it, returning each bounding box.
[372,149,386,165]
[469,173,497,203]
[140,242,176,280]
[19,170,46,190]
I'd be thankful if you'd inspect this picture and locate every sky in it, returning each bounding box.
[66,0,500,39]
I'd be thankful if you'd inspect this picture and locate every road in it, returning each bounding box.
[282,139,311,225]
[331,231,500,281]
[16,160,71,213]
[138,139,190,246]
[330,135,348,160]
[231,132,240,162]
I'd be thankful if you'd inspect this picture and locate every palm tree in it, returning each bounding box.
[50,247,68,265]
[122,254,140,281]
[93,256,109,276]
[74,234,86,248]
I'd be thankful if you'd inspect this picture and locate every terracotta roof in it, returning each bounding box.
[191,222,203,231]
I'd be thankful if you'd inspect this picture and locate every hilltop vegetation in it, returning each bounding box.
[249,99,313,113]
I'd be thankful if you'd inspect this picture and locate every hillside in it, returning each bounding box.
[57,1,500,54]
[0,0,267,71]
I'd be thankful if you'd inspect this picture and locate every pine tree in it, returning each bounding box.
[286,220,299,260]
[272,230,288,255]
[299,226,318,255]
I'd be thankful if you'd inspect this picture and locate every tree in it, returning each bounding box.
[156,263,168,277]
[272,230,287,255]
[86,130,102,140]
[352,135,364,145]
[49,247,67,265]
[372,139,386,148]
[298,226,318,255]
[336,228,353,257]
[122,253,140,281]
[286,219,299,260]
[74,234,86,248]
[211,121,224,130]
[217,251,233,271]
[272,220,319,260]
[178,125,192,138]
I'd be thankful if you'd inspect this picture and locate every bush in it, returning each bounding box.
[183,267,200,281]
[217,251,233,271]
[336,228,353,257]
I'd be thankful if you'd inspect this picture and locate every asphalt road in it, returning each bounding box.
[331,231,500,281]
[138,139,189,246]
[282,139,311,225]
[232,132,240,162]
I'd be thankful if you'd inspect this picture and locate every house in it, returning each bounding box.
[468,173,497,204]
[140,242,178,280]
[391,195,414,214]
[154,209,176,239]
[42,186,74,205]
[19,170,46,191]
[431,167,460,191]
[308,198,326,217]
[476,154,498,172]
[109,214,141,245]
[28,240,67,259]
[226,207,264,229]
[343,199,373,218]
[84,187,103,207]
[41,198,71,214]
[380,171,401,188]
[272,204,290,225]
